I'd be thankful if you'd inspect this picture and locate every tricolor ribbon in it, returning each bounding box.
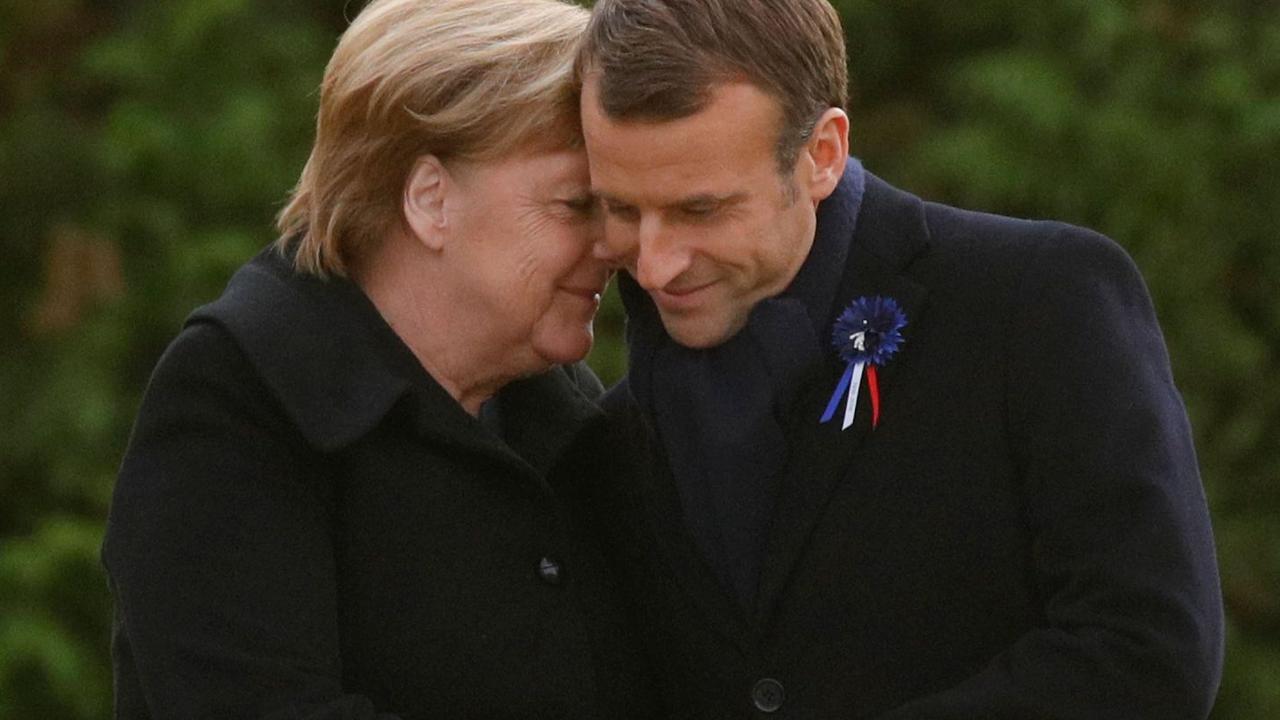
[820,296,906,431]
[820,360,865,430]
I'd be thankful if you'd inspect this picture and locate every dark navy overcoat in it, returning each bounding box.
[570,172,1224,719]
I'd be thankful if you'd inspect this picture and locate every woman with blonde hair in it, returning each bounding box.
[101,1,653,717]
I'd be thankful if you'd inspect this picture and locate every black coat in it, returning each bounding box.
[102,248,655,719]
[574,173,1223,719]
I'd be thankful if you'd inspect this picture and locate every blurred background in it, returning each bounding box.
[1,0,1276,717]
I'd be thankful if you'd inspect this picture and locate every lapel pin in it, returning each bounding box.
[819,295,907,431]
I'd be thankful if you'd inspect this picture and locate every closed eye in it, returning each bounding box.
[678,201,719,220]
[560,195,596,217]
[603,199,640,223]
[676,193,743,223]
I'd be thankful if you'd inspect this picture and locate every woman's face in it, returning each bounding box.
[445,148,609,370]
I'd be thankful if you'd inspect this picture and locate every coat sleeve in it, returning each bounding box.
[101,322,401,720]
[876,227,1224,720]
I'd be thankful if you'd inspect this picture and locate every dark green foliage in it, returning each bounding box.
[1,1,1276,717]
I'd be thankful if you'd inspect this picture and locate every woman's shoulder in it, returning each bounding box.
[143,247,307,437]
[180,247,418,452]
[156,317,250,379]
[187,246,316,353]
[128,245,360,464]
[135,318,300,449]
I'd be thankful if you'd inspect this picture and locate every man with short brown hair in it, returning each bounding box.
[576,0,1224,717]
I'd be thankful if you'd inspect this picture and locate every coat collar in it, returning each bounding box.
[187,246,601,475]
[492,366,606,477]
[781,158,866,339]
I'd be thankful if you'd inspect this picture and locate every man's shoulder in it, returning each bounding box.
[920,198,1103,265]
[854,172,1128,285]
[897,191,1137,297]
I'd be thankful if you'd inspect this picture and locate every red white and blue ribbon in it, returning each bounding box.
[820,295,906,431]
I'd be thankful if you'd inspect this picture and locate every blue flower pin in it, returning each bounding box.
[820,295,908,430]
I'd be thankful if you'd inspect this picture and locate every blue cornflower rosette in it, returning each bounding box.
[820,295,908,430]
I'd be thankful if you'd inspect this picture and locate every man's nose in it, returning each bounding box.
[632,216,690,291]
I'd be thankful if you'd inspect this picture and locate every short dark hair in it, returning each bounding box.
[577,0,848,170]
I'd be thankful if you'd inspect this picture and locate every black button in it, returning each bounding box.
[537,557,564,586]
[752,678,785,713]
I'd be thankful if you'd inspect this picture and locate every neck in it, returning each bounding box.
[354,234,517,416]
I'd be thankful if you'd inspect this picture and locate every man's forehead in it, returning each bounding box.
[583,99,779,206]
[587,147,747,206]
[582,111,726,168]
[584,80,780,163]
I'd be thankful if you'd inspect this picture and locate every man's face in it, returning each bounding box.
[582,79,821,349]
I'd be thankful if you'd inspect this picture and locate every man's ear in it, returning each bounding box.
[403,155,449,252]
[802,107,850,205]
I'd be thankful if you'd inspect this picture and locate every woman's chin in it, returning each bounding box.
[531,326,595,367]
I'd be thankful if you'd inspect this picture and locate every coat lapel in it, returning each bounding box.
[754,174,932,627]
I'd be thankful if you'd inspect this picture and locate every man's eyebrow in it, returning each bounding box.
[675,192,748,209]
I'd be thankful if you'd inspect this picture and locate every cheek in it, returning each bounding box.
[505,227,589,317]
[546,224,596,278]
[756,209,807,278]
[528,291,597,365]
[678,224,734,270]
[506,232,561,291]
[703,220,770,281]
[510,242,544,290]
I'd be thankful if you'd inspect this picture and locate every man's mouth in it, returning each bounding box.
[654,280,717,310]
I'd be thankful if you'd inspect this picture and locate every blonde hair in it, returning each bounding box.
[277,0,589,277]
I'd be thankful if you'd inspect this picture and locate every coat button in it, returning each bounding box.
[752,678,785,713]
[537,557,564,586]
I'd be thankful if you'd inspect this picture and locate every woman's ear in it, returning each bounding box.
[403,155,449,252]
[802,107,850,205]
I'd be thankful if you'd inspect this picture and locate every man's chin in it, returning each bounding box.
[658,311,741,350]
